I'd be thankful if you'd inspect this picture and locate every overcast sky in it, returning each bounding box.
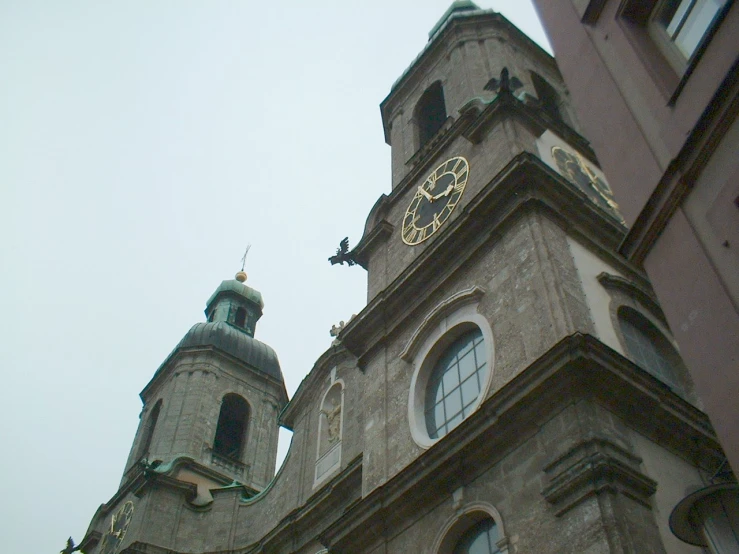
[0,2,551,552]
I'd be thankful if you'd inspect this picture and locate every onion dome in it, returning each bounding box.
[165,273,284,383]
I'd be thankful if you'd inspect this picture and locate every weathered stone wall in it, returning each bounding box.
[123,349,286,490]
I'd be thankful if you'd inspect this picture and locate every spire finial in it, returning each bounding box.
[236,244,251,282]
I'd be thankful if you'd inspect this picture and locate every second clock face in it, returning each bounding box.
[550,146,623,222]
[99,501,134,554]
[402,156,469,245]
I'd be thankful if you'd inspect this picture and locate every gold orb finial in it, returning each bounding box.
[235,271,247,283]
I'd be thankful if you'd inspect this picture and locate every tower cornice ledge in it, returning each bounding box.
[319,333,722,553]
[341,154,630,368]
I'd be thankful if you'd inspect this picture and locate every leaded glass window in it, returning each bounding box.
[425,328,487,439]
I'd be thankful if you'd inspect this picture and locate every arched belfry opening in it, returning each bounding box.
[213,394,249,461]
[415,81,447,149]
[530,72,562,121]
[234,306,247,328]
[136,399,162,461]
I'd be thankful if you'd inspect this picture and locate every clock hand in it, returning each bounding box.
[417,185,434,202]
[431,183,454,201]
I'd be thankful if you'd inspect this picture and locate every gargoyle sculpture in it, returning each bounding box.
[328,237,357,266]
[60,537,81,554]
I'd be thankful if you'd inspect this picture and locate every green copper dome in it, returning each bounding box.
[205,277,264,338]
[206,279,264,311]
[176,321,283,382]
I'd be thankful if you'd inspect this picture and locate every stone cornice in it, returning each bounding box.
[279,344,354,430]
[250,455,363,554]
[542,437,657,515]
[399,285,486,362]
[352,220,394,270]
[140,345,288,406]
[597,272,667,325]
[374,92,597,229]
[341,154,629,369]
[319,334,722,552]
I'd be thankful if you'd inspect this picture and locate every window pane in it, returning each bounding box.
[447,411,464,431]
[442,364,461,393]
[460,375,481,408]
[444,390,463,419]
[663,0,695,35]
[458,349,478,381]
[425,401,446,438]
[457,337,475,358]
[675,0,725,58]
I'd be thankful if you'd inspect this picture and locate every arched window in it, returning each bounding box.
[234,307,246,328]
[213,394,249,460]
[136,399,162,460]
[425,328,487,440]
[406,293,495,449]
[433,507,508,554]
[618,307,681,390]
[453,518,501,554]
[530,72,562,121]
[415,81,447,149]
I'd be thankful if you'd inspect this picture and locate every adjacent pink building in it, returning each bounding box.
[532,0,738,469]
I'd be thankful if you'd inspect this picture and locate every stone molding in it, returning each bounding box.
[542,437,657,516]
[596,271,666,324]
[320,334,722,552]
[399,285,486,362]
[342,154,630,369]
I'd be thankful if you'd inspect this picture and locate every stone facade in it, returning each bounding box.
[78,4,726,554]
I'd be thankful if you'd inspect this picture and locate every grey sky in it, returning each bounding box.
[0,2,550,551]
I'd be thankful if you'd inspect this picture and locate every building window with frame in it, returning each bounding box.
[405,293,495,449]
[651,0,729,68]
[425,328,488,440]
[618,307,683,391]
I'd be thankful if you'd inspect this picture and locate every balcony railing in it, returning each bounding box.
[210,451,248,478]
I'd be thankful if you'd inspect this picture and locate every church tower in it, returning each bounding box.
[74,4,731,554]
[78,272,287,554]
[120,270,287,493]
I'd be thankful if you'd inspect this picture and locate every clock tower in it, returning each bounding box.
[80,271,288,554]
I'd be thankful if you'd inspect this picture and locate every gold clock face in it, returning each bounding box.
[551,146,624,223]
[402,156,469,245]
[99,501,134,554]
